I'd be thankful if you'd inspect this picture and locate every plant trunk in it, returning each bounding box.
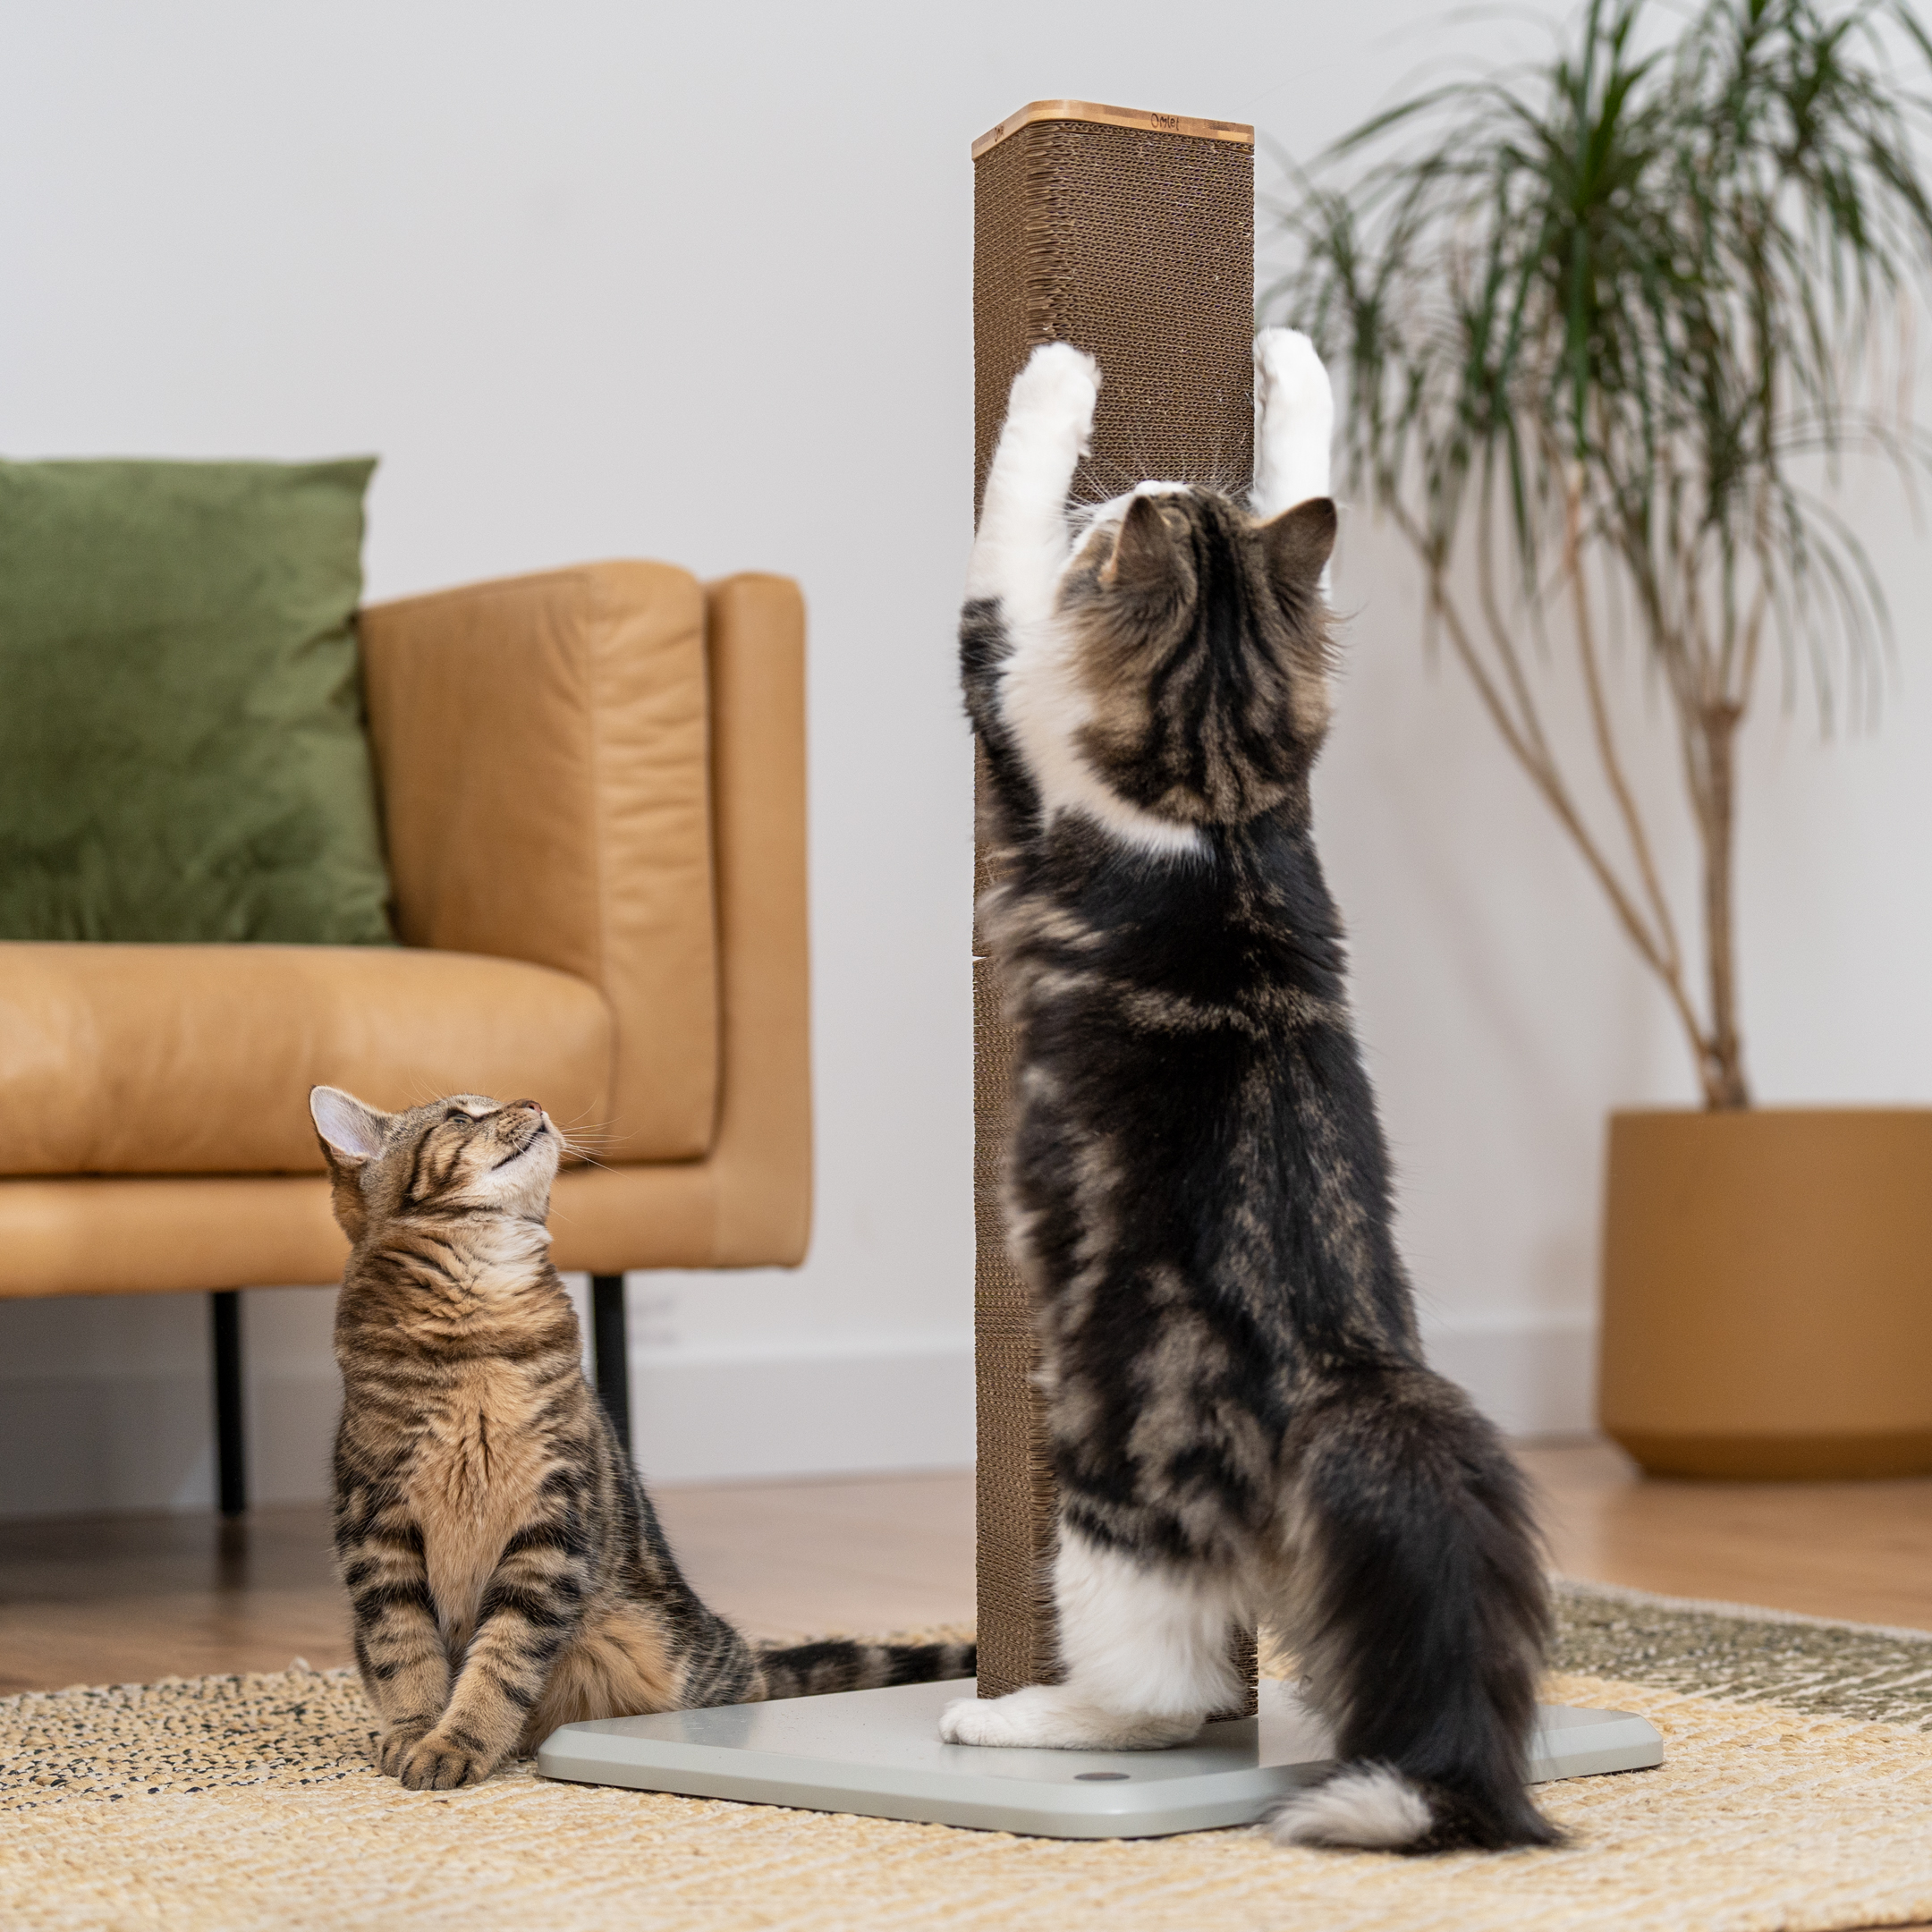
[1699,705,1751,1110]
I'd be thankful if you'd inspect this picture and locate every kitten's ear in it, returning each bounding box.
[1258,496,1337,597]
[309,1086,391,1166]
[1103,493,1183,595]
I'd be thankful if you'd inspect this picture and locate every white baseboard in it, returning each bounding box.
[628,1338,976,1486]
[623,1315,1597,1485]
[0,1368,341,1518]
[1423,1316,1598,1436]
[0,1318,1596,1518]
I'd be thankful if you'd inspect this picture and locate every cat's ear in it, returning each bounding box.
[1102,493,1183,595]
[1258,496,1337,598]
[309,1086,391,1166]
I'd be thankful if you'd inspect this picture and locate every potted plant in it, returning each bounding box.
[1275,0,1932,1476]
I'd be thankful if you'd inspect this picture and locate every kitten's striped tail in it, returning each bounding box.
[752,1637,977,1701]
[1267,1364,1558,1855]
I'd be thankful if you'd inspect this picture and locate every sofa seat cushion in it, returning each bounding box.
[0,943,610,1175]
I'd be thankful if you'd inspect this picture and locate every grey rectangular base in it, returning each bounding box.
[538,1678,1663,1840]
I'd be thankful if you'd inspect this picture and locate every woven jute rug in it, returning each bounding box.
[4,1581,1930,1932]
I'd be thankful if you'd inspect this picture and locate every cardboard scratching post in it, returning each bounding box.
[536,103,1665,1830]
[970,98,1259,1710]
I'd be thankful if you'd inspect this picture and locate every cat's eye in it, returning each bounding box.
[445,1109,470,1126]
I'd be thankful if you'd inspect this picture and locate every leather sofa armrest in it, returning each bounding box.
[358,563,719,1161]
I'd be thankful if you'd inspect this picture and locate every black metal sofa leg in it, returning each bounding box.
[210,1289,247,1518]
[589,1274,632,1454]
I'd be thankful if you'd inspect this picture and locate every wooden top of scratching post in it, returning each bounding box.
[971,99,1255,160]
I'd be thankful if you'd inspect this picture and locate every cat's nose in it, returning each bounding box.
[512,1098,543,1115]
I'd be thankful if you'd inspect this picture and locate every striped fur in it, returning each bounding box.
[313,1086,971,1792]
[946,338,1555,1853]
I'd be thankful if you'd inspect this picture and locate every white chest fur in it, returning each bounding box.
[995,603,1208,859]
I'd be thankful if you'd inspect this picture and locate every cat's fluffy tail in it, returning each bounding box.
[1267,1364,1558,1855]
[752,1637,976,1701]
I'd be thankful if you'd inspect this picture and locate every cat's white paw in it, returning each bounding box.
[1253,327,1335,519]
[1007,342,1101,445]
[939,1685,1201,1750]
[1254,327,1331,419]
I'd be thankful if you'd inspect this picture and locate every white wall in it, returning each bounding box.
[4,1,1929,1513]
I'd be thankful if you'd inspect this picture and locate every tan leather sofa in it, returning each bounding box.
[0,562,811,1504]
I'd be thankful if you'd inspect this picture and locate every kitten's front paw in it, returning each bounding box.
[1008,342,1101,445]
[397,1730,500,1791]
[374,1718,435,1777]
[940,1685,1200,1750]
[1254,327,1331,419]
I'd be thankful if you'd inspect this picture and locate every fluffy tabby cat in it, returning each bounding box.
[311,1084,972,1792]
[940,332,1555,1854]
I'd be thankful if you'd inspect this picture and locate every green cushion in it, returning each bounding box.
[0,457,394,944]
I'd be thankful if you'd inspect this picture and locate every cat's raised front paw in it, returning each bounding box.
[1008,342,1101,443]
[1254,327,1331,419]
[397,1730,500,1791]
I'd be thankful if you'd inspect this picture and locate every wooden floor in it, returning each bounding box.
[1529,1438,1932,1631]
[0,1470,978,1697]
[3,1438,1928,1698]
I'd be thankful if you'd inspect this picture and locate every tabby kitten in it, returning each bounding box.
[940,333,1555,1854]
[311,1084,971,1792]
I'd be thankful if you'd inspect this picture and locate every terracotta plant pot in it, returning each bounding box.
[1597,1107,1932,1479]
